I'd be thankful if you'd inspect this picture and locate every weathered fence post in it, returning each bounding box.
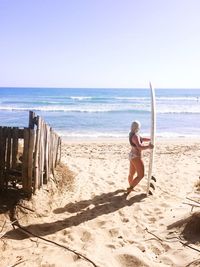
[33,116,41,192]
[12,127,19,169]
[27,129,35,191]
[1,127,8,189]
[0,127,4,189]
[22,128,29,191]
[29,111,35,129]
[5,127,12,189]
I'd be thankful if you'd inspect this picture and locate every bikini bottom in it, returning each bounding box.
[129,151,140,160]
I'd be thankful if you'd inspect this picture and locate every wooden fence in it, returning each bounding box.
[0,111,61,194]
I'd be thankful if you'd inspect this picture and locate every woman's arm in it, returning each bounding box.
[132,134,153,151]
[141,137,151,142]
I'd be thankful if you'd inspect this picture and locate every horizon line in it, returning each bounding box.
[0,86,200,90]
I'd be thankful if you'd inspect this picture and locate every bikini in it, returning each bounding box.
[128,132,142,160]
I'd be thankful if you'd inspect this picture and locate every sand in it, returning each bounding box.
[1,138,200,267]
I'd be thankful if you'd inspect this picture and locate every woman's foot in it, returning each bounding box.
[127,185,134,193]
[128,178,133,186]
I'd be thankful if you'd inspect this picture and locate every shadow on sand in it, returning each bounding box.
[5,189,146,240]
[0,189,30,214]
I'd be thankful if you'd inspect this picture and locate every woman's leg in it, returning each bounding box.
[130,157,144,188]
[128,160,136,186]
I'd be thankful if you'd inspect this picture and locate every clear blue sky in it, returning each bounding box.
[0,0,200,88]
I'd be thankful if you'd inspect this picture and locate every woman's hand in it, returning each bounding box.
[149,143,154,149]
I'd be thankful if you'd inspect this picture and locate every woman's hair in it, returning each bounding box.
[130,120,141,133]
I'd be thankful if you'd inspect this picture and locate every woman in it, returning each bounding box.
[127,120,153,192]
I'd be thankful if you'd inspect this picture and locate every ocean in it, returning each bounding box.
[0,87,200,140]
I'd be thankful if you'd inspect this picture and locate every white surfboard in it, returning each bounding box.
[146,82,156,195]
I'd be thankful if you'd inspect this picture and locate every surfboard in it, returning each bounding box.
[146,82,156,195]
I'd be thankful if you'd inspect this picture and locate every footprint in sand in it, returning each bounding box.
[109,228,120,238]
[80,230,93,242]
[116,253,149,267]
[96,220,107,227]
[108,181,115,185]
[61,231,74,242]
[149,244,164,256]
[121,217,129,223]
[148,217,156,223]
[106,244,117,249]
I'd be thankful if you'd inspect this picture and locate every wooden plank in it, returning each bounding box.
[33,116,41,192]
[54,135,58,167]
[22,128,29,190]
[12,127,19,169]
[48,127,52,176]
[58,137,62,164]
[49,128,53,174]
[51,131,56,176]
[43,123,48,184]
[0,127,3,189]
[45,125,50,182]
[55,136,61,166]
[39,119,45,187]
[27,129,35,192]
[5,127,12,189]
[18,129,24,139]
[29,111,35,129]
[1,127,8,189]
[37,117,42,189]
[38,120,42,187]
[53,134,56,170]
[51,129,54,172]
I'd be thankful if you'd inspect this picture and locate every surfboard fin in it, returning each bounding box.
[150,182,155,190]
[148,190,153,195]
[151,176,156,182]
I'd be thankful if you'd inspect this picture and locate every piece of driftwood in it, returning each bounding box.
[13,222,98,267]
[186,197,200,205]
[184,197,200,212]
[8,259,27,267]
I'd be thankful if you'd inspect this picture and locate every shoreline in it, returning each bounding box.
[61,136,200,144]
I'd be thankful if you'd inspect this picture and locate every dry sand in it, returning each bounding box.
[1,138,200,267]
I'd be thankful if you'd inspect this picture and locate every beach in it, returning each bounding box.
[2,0,200,265]
[1,138,200,267]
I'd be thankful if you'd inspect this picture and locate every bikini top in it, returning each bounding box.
[129,132,143,147]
